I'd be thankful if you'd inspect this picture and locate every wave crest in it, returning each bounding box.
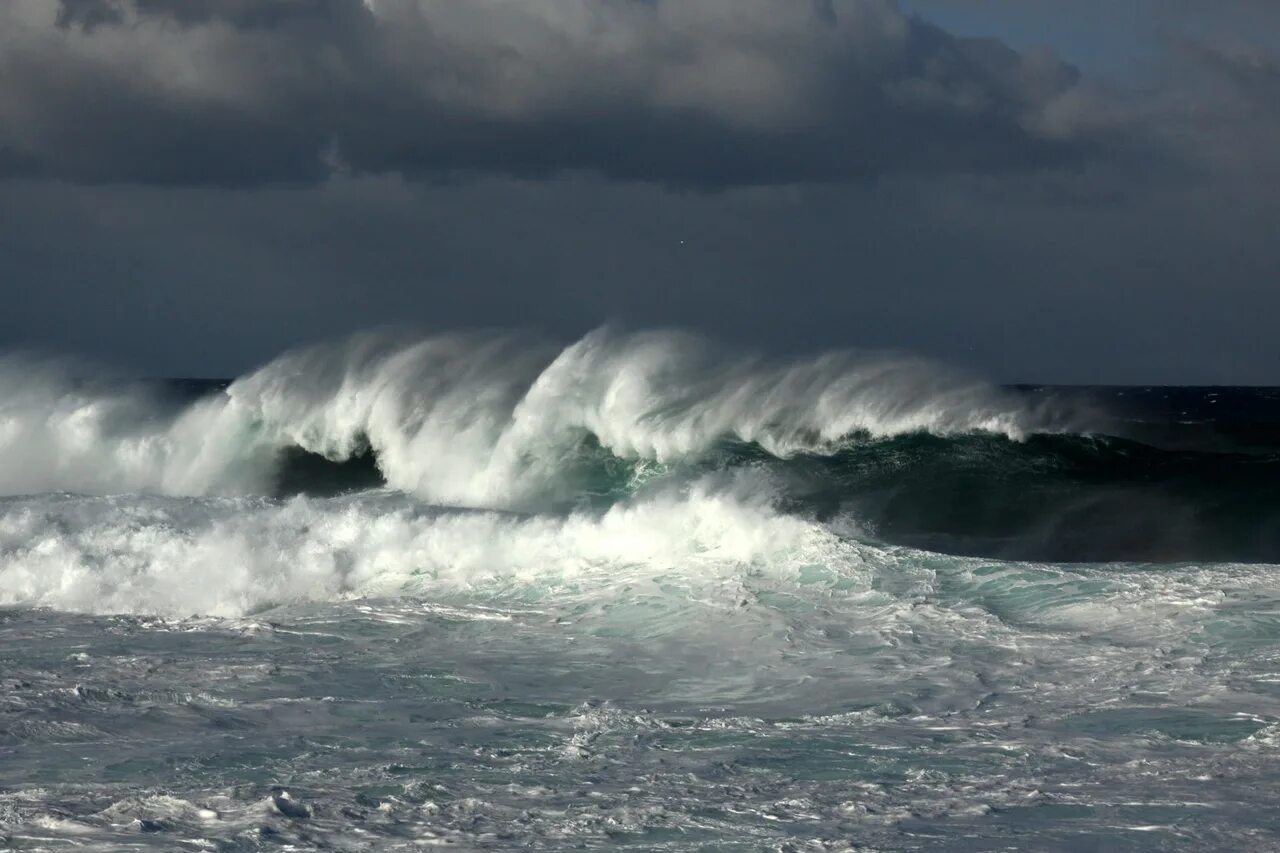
[0,329,1074,507]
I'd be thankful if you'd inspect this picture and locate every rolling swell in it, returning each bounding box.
[774,433,1280,563]
[1,329,1276,565]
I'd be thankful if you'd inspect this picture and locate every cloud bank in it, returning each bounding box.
[0,0,1112,186]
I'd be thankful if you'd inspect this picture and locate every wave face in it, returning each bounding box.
[3,330,1279,850]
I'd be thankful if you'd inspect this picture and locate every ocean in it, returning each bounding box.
[2,329,1278,851]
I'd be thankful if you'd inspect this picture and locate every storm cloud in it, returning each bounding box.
[1,0,1113,187]
[0,0,1276,383]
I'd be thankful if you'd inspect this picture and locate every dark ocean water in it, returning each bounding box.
[1,332,1278,851]
[260,383,1280,564]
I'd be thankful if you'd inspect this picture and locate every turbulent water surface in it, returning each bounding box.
[2,330,1279,851]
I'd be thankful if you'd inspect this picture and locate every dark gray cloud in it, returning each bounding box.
[0,1,1277,384]
[1180,38,1280,141]
[0,0,1114,187]
[2,163,1277,384]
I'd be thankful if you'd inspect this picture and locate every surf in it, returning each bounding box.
[0,327,1084,505]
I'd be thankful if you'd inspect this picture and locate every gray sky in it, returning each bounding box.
[2,0,1277,382]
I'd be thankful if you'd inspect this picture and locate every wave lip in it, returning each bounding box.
[0,328,1082,508]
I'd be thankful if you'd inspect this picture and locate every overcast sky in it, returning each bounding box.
[2,0,1277,382]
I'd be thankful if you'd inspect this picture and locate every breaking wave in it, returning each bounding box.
[4,329,1278,852]
[0,328,1081,508]
[0,327,1089,618]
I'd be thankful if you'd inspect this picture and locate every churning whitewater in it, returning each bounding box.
[2,329,1279,851]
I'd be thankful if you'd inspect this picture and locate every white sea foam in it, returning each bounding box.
[0,356,278,497]
[0,477,865,618]
[0,328,1076,506]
